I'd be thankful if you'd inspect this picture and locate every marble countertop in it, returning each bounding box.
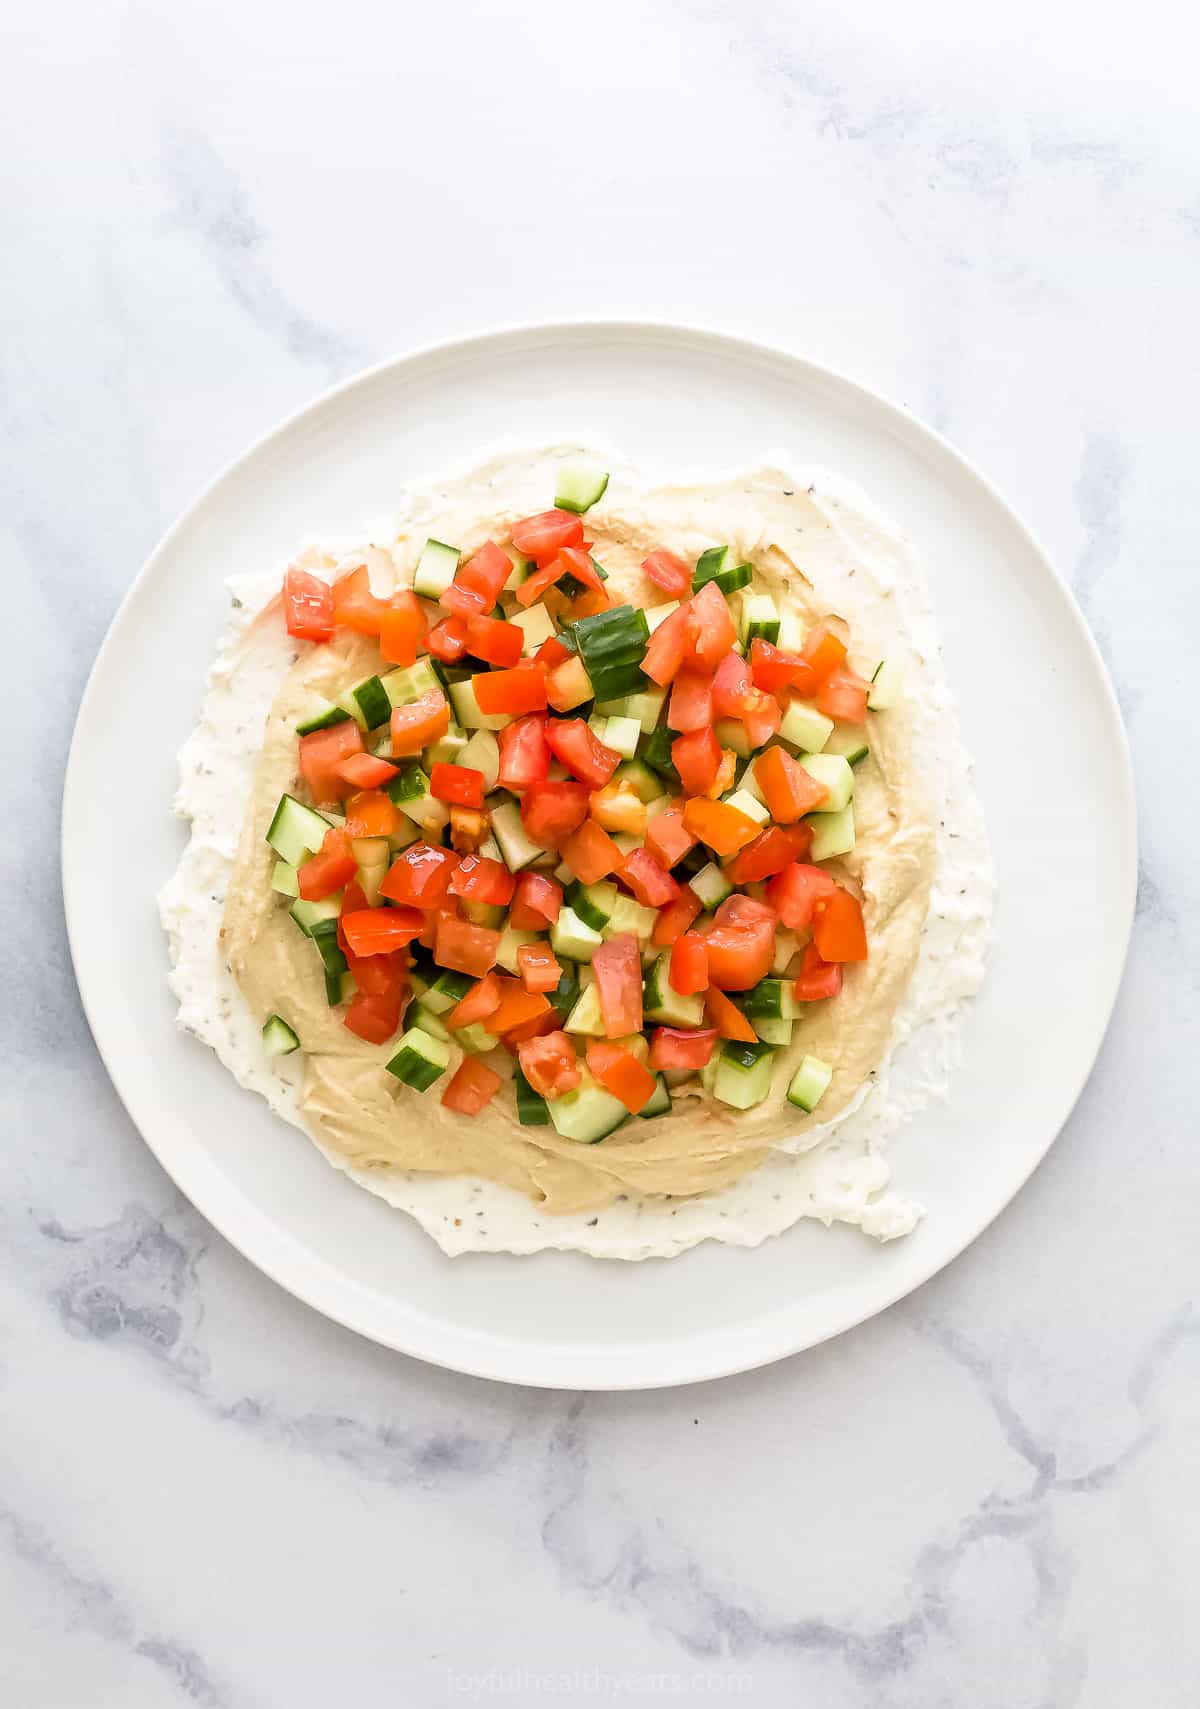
[7,0,1196,1702]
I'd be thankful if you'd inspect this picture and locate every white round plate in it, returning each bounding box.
[63,323,1135,1389]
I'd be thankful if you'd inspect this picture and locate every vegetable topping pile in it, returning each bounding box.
[260,462,900,1142]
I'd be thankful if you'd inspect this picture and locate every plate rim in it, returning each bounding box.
[62,318,1137,1388]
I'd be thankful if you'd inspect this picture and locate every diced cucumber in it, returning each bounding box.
[387,764,450,834]
[546,653,593,710]
[461,900,506,929]
[554,459,610,514]
[424,728,471,767]
[736,753,765,804]
[458,729,500,791]
[610,832,642,858]
[308,918,347,978]
[261,1014,300,1056]
[597,685,667,734]
[602,715,641,759]
[266,794,333,866]
[289,895,342,936]
[479,832,504,863]
[771,928,801,975]
[572,605,649,703]
[751,1015,793,1047]
[824,725,870,766]
[325,967,355,1006]
[448,677,509,732]
[548,1070,628,1142]
[271,860,300,898]
[563,982,605,1037]
[351,836,390,906]
[643,954,706,1027]
[388,818,422,852]
[808,802,856,862]
[342,674,391,730]
[798,752,855,813]
[490,799,547,871]
[738,977,801,1021]
[412,539,460,600]
[455,1021,497,1055]
[508,604,557,653]
[738,591,780,646]
[714,718,753,759]
[711,1040,775,1110]
[502,546,534,593]
[614,758,664,802]
[779,699,834,753]
[567,880,617,931]
[777,610,806,651]
[639,725,679,783]
[689,862,732,909]
[417,968,474,1016]
[693,546,752,595]
[605,894,657,942]
[787,1054,833,1113]
[638,1072,672,1119]
[868,657,904,711]
[296,701,352,736]
[385,1026,451,1091]
[496,923,538,975]
[381,658,444,708]
[551,906,604,963]
[644,601,680,633]
[723,788,770,826]
[407,1001,450,1041]
[514,1064,551,1124]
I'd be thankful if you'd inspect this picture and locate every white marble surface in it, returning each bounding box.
[5,0,1196,1702]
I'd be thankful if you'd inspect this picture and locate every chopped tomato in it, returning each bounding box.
[585,1040,657,1114]
[497,713,549,791]
[517,942,563,994]
[793,941,844,1001]
[430,762,486,810]
[509,870,563,930]
[449,852,516,907]
[588,779,646,836]
[566,584,612,620]
[668,668,715,733]
[441,1056,503,1116]
[520,779,590,848]
[418,901,460,951]
[337,876,369,950]
[517,1029,581,1099]
[703,894,777,992]
[641,549,691,598]
[330,564,387,635]
[682,796,762,857]
[335,752,399,791]
[669,931,709,995]
[651,884,702,947]
[434,914,501,978]
[545,718,621,790]
[812,886,868,961]
[749,639,818,698]
[553,545,606,595]
[724,824,813,884]
[642,602,693,686]
[473,663,548,716]
[441,541,514,619]
[764,862,839,929]
[465,612,524,668]
[619,848,679,908]
[688,581,737,669]
[645,800,697,869]
[800,621,848,682]
[591,933,644,1038]
[514,554,570,608]
[343,789,401,838]
[533,635,571,671]
[671,727,722,795]
[560,818,621,884]
[754,745,829,821]
[484,981,553,1037]
[510,509,585,566]
[297,827,357,901]
[425,615,470,663]
[340,907,424,956]
[703,985,759,1041]
[740,689,781,751]
[446,971,502,1029]
[816,665,871,723]
[502,1006,563,1047]
[705,749,738,799]
[378,590,427,667]
[379,841,458,908]
[648,1026,718,1071]
[390,688,450,756]
[299,721,364,807]
[449,806,489,852]
[711,651,754,719]
[283,567,334,641]
[343,982,407,1044]
[545,654,593,711]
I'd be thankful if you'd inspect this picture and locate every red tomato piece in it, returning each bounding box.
[520,780,590,849]
[591,933,643,1038]
[378,590,427,667]
[283,567,334,641]
[650,884,702,947]
[379,842,457,908]
[740,690,782,751]
[390,688,450,756]
[340,907,424,956]
[465,612,524,668]
[446,971,503,1029]
[711,651,754,719]
[533,635,571,670]
[513,554,571,609]
[502,1007,563,1048]
[337,876,369,952]
[517,1029,581,1099]
[669,931,709,995]
[560,818,622,884]
[297,827,357,901]
[448,853,516,907]
[793,941,844,1001]
[755,745,828,821]
[681,796,762,857]
[642,602,693,686]
[648,1026,718,1071]
[485,981,553,1038]
[671,727,722,795]
[668,668,715,733]
[509,871,563,931]
[800,622,848,683]
[703,894,777,992]
[641,549,691,598]
[299,721,364,807]
[425,615,470,663]
[434,914,502,978]
[418,900,460,951]
[430,762,486,810]
[764,862,839,930]
[619,848,680,908]
[343,982,407,1044]
[703,985,759,1041]
[510,509,585,566]
[331,564,388,635]
[343,789,401,838]
[812,886,868,962]
[335,752,399,791]
[441,1056,503,1115]
[545,654,594,712]
[545,718,621,790]
[496,713,549,791]
[473,664,548,717]
[644,800,697,870]
[585,1040,657,1114]
[816,665,871,723]
[517,942,563,994]
[749,638,818,698]
[724,824,813,885]
[688,581,737,669]
[553,545,606,595]
[441,541,514,619]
